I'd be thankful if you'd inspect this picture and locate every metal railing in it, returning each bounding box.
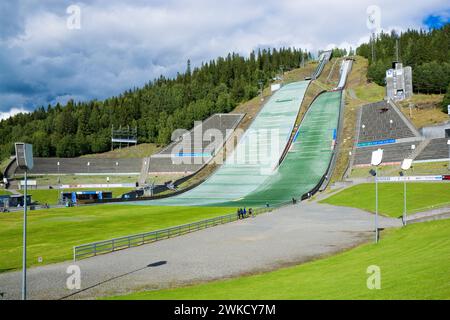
[72,205,285,261]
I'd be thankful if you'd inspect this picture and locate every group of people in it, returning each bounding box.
[237,207,254,219]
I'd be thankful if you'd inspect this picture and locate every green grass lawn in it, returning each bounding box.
[320,182,450,217]
[0,189,11,196]
[0,205,232,272]
[109,219,450,300]
[353,80,385,102]
[19,188,135,205]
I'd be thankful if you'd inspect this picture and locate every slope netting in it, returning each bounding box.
[131,81,310,206]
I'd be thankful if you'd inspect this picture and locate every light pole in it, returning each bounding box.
[87,161,90,174]
[15,143,34,300]
[258,80,264,102]
[400,158,412,226]
[370,148,383,243]
[57,161,62,204]
[447,140,450,170]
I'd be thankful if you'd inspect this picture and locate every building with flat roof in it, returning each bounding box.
[386,62,413,101]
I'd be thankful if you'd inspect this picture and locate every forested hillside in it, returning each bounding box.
[356,24,450,99]
[0,48,309,159]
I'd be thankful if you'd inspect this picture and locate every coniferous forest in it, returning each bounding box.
[356,24,450,99]
[0,48,308,159]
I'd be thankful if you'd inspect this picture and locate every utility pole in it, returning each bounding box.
[396,38,399,61]
[258,80,264,101]
[15,143,34,300]
[371,32,376,62]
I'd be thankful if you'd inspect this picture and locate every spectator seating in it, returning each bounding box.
[13,158,142,175]
[158,114,243,155]
[149,113,243,174]
[416,138,449,161]
[353,142,418,165]
[358,101,416,143]
[148,157,204,174]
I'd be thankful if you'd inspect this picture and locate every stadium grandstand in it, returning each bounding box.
[11,158,142,175]
[147,113,244,174]
[351,99,449,167]
[415,138,450,162]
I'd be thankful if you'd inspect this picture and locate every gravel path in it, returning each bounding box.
[0,202,400,300]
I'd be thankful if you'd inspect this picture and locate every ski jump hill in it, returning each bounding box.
[133,52,348,207]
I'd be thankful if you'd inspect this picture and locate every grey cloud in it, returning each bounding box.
[0,0,449,114]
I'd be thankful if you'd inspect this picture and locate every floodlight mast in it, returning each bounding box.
[15,143,34,300]
[447,140,450,170]
[401,159,413,226]
[371,148,383,243]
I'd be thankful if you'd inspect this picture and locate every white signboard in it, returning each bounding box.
[20,180,37,186]
[377,175,443,182]
[447,105,450,115]
[371,149,383,166]
[401,158,413,171]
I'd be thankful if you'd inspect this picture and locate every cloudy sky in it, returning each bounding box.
[0,0,449,119]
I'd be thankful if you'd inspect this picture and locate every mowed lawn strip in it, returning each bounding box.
[18,188,135,205]
[0,205,232,272]
[320,182,450,217]
[0,190,11,196]
[109,219,450,300]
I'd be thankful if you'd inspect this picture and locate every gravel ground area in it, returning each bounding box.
[0,202,401,300]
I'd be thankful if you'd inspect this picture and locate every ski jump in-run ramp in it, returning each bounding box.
[132,83,342,207]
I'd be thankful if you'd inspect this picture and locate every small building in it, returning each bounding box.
[61,191,113,204]
[8,195,32,207]
[386,62,413,101]
[0,195,10,207]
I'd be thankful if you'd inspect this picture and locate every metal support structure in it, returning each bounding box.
[448,140,450,171]
[375,166,379,243]
[22,170,27,300]
[258,80,264,101]
[403,178,407,226]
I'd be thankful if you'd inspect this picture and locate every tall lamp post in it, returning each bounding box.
[370,148,383,243]
[15,143,34,300]
[57,161,62,204]
[447,140,450,171]
[258,80,264,102]
[400,158,412,226]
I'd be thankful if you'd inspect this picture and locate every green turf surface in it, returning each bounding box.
[320,182,450,217]
[0,205,232,272]
[19,188,135,205]
[109,219,450,300]
[0,189,11,196]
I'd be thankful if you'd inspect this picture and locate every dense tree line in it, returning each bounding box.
[357,24,450,96]
[0,48,309,159]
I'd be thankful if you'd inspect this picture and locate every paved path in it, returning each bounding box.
[0,203,400,300]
